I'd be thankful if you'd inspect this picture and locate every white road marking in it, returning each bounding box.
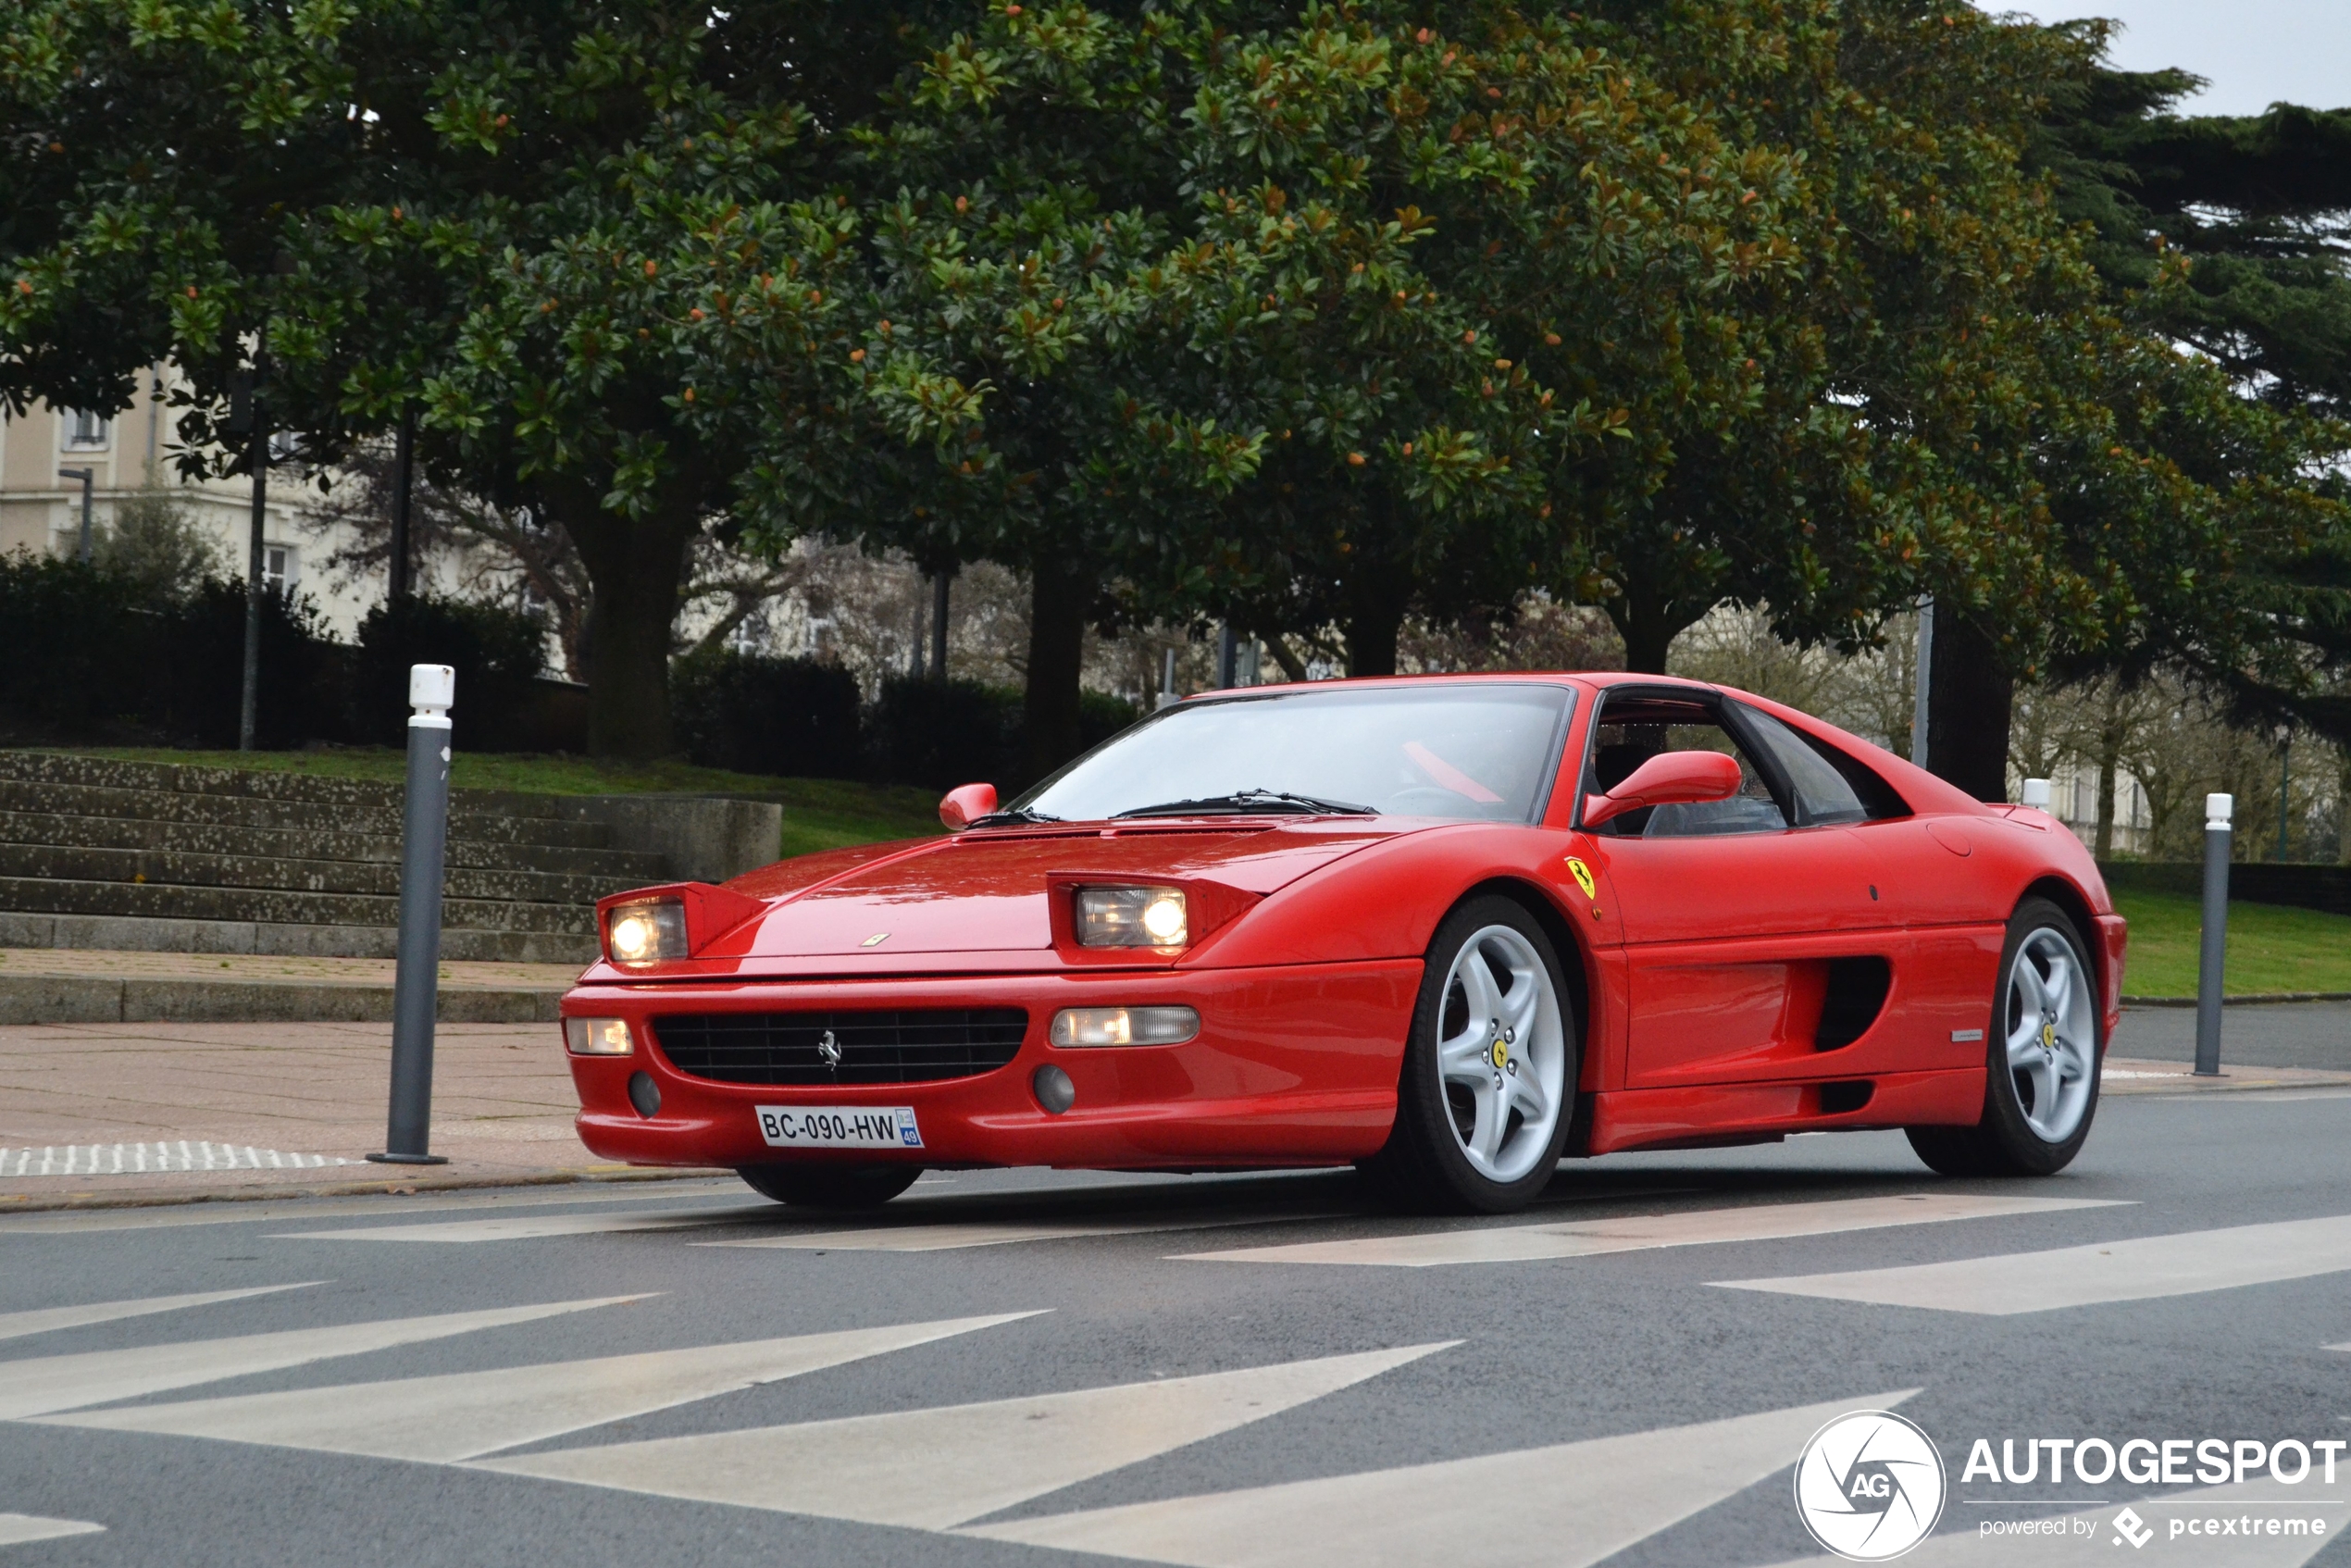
[1716,1213,2351,1314]
[964,1388,1918,1568]
[0,1284,318,1344]
[1757,1477,2347,1565]
[473,1342,1453,1530]
[38,1313,1042,1462]
[1177,1194,2124,1268]
[0,1182,745,1236]
[0,1143,349,1176]
[0,1295,646,1420]
[0,1514,104,1547]
[699,1213,1338,1253]
[274,1206,783,1242]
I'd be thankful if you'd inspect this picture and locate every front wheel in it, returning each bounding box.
[1362,895,1577,1213]
[1907,896,2102,1177]
[737,1164,923,1209]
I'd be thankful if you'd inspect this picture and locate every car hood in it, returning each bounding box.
[718,819,1398,960]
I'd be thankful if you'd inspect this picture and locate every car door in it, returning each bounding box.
[1573,688,1891,1089]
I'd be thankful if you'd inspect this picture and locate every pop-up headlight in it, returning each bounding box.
[1075,886,1189,948]
[604,898,688,965]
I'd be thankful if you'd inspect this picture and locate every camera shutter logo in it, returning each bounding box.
[1793,1410,1947,1561]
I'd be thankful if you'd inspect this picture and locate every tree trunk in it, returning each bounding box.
[1022,552,1089,786]
[557,489,700,761]
[1605,576,1681,675]
[2093,685,2125,859]
[1344,568,1411,678]
[1926,612,2015,803]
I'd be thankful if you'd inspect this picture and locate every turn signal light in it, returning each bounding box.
[1050,1006,1200,1047]
[605,898,687,965]
[565,1017,635,1056]
[1075,886,1189,948]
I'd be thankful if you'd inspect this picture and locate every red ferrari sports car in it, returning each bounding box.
[560,673,2124,1213]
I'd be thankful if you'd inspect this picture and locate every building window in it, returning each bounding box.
[263,545,296,594]
[62,410,109,451]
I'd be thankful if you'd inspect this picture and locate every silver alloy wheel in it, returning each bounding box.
[1436,923,1568,1183]
[2004,926,2097,1143]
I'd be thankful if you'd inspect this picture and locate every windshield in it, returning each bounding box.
[1012,683,1574,824]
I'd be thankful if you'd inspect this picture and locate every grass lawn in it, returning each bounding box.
[2110,889,2351,1000]
[67,747,945,861]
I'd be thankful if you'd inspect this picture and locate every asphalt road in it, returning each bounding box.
[2114,1001,2351,1071]
[3,1082,2349,1566]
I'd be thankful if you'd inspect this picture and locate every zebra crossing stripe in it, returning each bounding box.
[473,1342,1454,1530]
[1714,1212,2351,1314]
[0,1514,104,1547]
[699,1213,1343,1253]
[38,1313,1045,1463]
[0,1295,647,1421]
[0,1284,319,1346]
[964,1388,1919,1567]
[276,1206,782,1243]
[1176,1194,2124,1268]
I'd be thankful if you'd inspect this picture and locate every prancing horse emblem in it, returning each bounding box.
[816,1029,843,1069]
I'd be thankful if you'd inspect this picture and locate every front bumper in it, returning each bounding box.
[562,959,1419,1171]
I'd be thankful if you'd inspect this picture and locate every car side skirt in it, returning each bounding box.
[1585,1068,1988,1156]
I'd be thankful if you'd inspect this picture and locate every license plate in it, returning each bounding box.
[754,1105,924,1150]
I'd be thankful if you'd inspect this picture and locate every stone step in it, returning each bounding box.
[0,843,631,907]
[0,877,598,936]
[0,974,565,1025]
[0,750,604,820]
[0,808,669,880]
[0,778,624,848]
[0,911,595,964]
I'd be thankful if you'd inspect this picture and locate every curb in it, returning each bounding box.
[0,974,562,1025]
[0,1164,732,1214]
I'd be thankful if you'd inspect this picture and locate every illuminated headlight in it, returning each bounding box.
[1051,1006,1201,1048]
[565,1017,635,1056]
[1076,886,1189,948]
[605,898,687,965]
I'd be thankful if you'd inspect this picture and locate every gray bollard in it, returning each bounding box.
[2193,791,2233,1078]
[370,664,455,1164]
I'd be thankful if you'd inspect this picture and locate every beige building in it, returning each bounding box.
[0,369,388,638]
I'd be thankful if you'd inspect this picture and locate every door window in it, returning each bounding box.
[1735,706,1870,826]
[1584,694,1787,838]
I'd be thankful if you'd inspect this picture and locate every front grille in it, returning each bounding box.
[649,1009,1029,1087]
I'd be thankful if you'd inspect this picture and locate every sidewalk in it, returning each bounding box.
[0,948,577,1025]
[0,1019,718,1211]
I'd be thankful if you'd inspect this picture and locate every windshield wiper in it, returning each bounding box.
[1113,790,1375,819]
[967,806,1063,828]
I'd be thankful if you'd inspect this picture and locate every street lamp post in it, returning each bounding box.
[370,664,456,1166]
[56,467,94,563]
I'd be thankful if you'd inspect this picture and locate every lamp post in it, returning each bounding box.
[2276,727,2293,863]
[1909,596,1934,767]
[56,467,94,563]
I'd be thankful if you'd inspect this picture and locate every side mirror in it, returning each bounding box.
[939,782,998,832]
[1583,751,1744,828]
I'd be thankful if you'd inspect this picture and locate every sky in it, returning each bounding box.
[1996,0,2349,115]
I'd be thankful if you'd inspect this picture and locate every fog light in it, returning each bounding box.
[565,1017,634,1056]
[1050,1006,1200,1047]
[1075,886,1188,948]
[1032,1064,1076,1114]
[627,1071,661,1118]
[606,898,687,965]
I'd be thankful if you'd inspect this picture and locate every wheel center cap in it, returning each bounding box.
[2040,1020,2057,1052]
[1490,1038,1510,1071]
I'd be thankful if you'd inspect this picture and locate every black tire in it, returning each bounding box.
[1361,894,1578,1213]
[1907,896,2102,1177]
[737,1164,924,1208]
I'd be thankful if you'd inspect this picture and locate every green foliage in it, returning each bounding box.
[671,650,862,778]
[349,592,550,745]
[95,486,218,604]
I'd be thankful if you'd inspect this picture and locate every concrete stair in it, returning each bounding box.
[0,752,717,966]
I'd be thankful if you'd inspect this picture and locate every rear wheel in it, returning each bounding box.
[1362,895,1576,1213]
[736,1164,923,1209]
[1907,896,2101,1177]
